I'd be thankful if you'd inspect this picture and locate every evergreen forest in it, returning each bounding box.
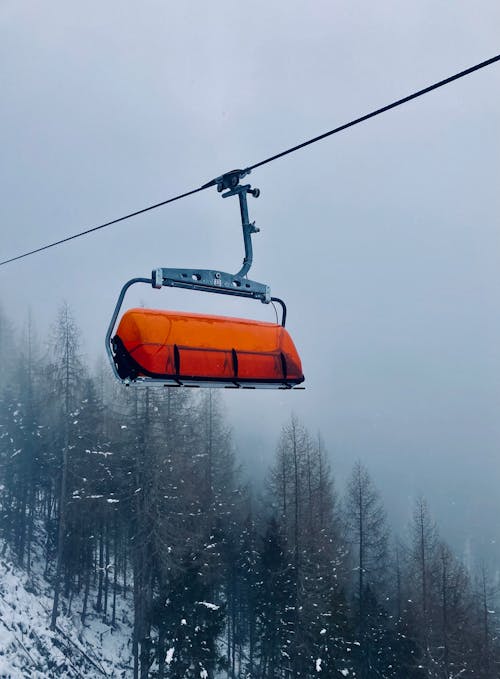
[0,303,498,678]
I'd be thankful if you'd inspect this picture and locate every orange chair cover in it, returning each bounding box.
[113,308,304,386]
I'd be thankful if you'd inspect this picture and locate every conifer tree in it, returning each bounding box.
[256,516,294,678]
[49,302,84,630]
[344,461,388,614]
[344,461,388,678]
[472,562,500,677]
[407,496,439,675]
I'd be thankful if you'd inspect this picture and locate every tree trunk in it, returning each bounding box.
[81,552,91,625]
[96,519,104,612]
[103,520,110,621]
[50,420,69,631]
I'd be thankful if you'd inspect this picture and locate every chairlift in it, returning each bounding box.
[106,169,304,389]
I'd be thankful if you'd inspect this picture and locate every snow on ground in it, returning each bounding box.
[0,537,133,678]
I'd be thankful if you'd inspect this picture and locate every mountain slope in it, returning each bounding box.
[0,538,133,678]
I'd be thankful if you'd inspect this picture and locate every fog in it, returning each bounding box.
[1,1,499,563]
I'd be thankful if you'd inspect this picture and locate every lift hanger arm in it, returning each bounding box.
[153,168,268,298]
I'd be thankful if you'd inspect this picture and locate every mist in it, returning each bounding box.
[1,0,499,567]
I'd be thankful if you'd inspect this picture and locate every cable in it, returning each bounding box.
[1,53,499,268]
[0,185,207,267]
[247,53,500,171]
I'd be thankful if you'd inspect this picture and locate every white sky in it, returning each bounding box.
[1,1,499,560]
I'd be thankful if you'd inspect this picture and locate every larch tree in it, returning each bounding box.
[268,414,309,674]
[268,416,348,677]
[473,561,500,677]
[256,516,295,679]
[49,302,84,630]
[407,496,440,676]
[344,460,388,618]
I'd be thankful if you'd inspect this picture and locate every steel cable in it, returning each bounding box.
[1,53,498,268]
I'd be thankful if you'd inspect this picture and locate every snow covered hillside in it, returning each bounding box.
[0,538,133,678]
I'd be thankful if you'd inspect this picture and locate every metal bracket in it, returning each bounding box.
[202,168,260,278]
[152,267,270,302]
[151,268,286,325]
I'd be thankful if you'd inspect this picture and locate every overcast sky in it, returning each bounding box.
[1,1,499,562]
